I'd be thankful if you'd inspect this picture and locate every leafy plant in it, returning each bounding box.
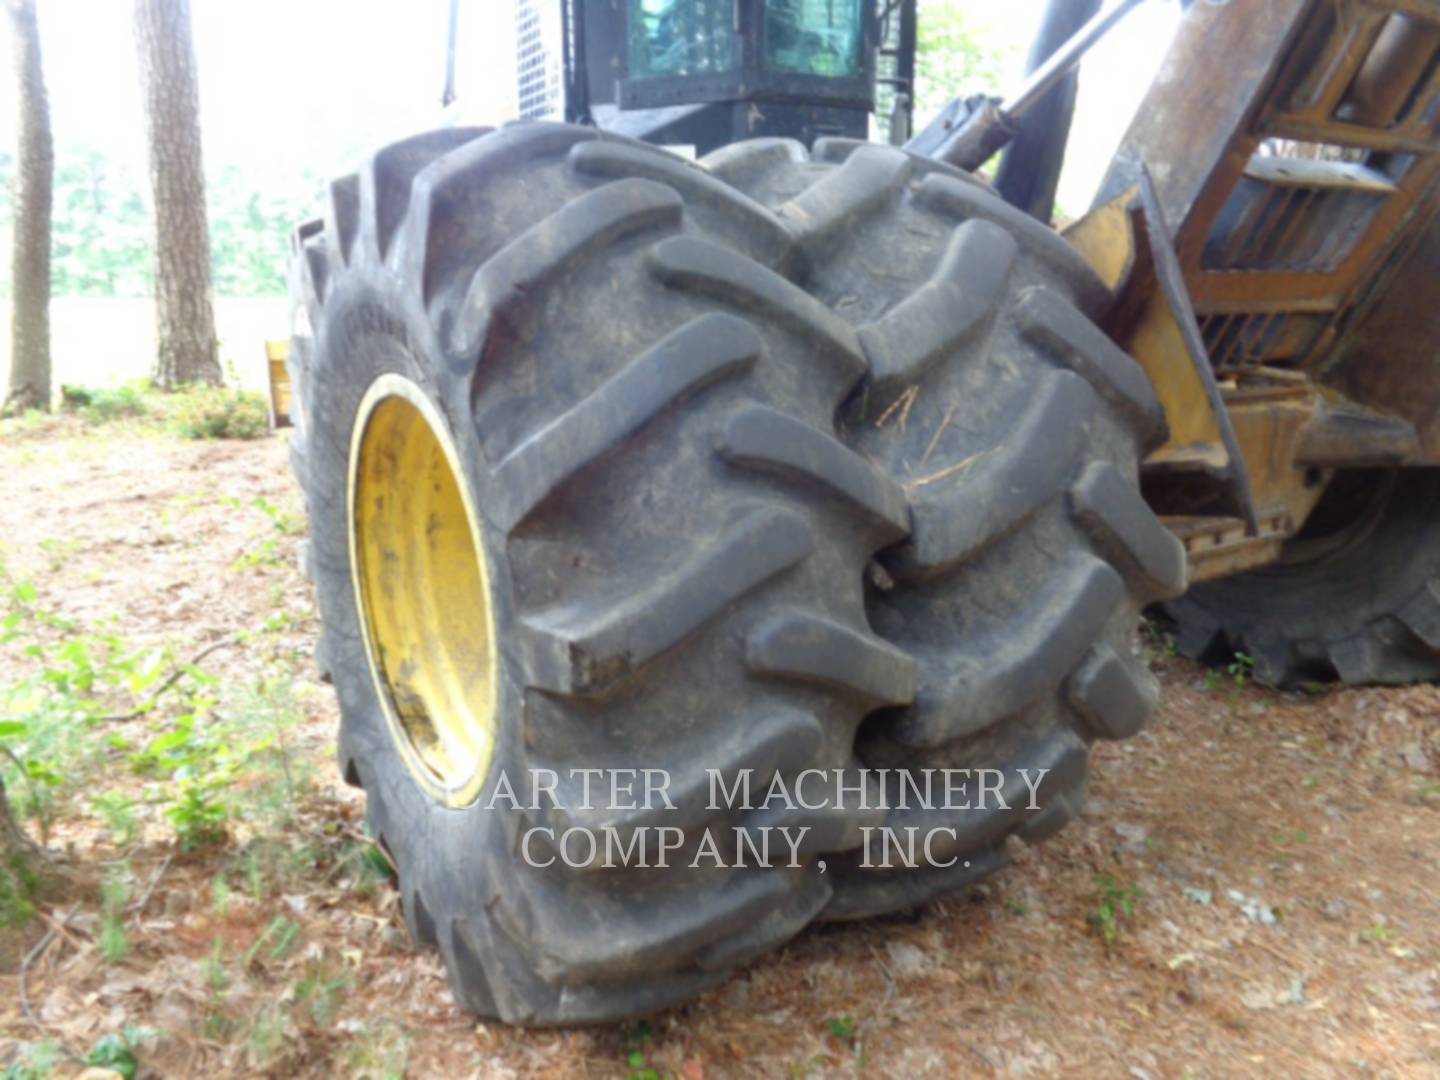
[1142,619,1178,657]
[625,1051,663,1080]
[61,381,151,423]
[204,936,230,995]
[225,495,303,571]
[1091,874,1140,946]
[166,777,231,851]
[2,559,309,853]
[243,915,302,971]
[0,1040,64,1080]
[92,791,140,846]
[342,1020,411,1080]
[0,562,171,842]
[233,537,282,570]
[83,1027,156,1080]
[1228,651,1256,688]
[245,1004,299,1070]
[332,837,395,898]
[167,386,269,440]
[620,1020,663,1080]
[252,496,304,537]
[0,847,38,929]
[127,669,306,849]
[100,863,133,963]
[295,961,350,1026]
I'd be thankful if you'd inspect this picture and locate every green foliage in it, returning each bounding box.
[0,409,50,437]
[243,915,302,971]
[251,496,304,537]
[100,863,133,963]
[915,1,1022,122]
[1,561,171,842]
[204,935,230,998]
[1091,873,1140,946]
[1361,922,1396,944]
[133,674,308,850]
[1227,651,1256,687]
[341,1020,411,1080]
[61,381,153,423]
[1143,619,1178,657]
[1204,651,1257,693]
[0,147,324,300]
[333,838,395,898]
[167,386,270,440]
[244,1003,300,1070]
[0,850,39,929]
[50,150,153,298]
[91,791,140,846]
[827,1016,857,1040]
[166,778,231,851]
[621,1020,660,1080]
[1,560,306,853]
[295,961,350,1027]
[83,1028,153,1080]
[207,162,325,297]
[0,1041,63,1080]
[227,496,303,571]
[49,381,273,441]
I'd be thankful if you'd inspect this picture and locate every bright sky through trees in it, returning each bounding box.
[0,0,1180,224]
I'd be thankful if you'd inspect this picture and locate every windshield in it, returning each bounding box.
[764,0,864,77]
[628,0,740,78]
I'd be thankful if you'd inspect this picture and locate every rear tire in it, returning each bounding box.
[1166,468,1440,687]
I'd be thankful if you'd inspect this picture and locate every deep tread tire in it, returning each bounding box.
[289,123,1180,1020]
[1166,468,1440,687]
[287,124,917,1024]
[702,137,1182,919]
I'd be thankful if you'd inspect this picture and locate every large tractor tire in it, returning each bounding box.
[702,136,1184,917]
[287,123,1181,1022]
[1166,468,1440,687]
[288,124,917,1024]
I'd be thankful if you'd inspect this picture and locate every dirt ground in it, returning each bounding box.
[0,422,1436,1079]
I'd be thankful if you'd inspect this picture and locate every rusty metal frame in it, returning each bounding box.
[1075,0,1439,581]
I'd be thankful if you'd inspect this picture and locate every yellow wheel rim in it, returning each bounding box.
[348,374,499,807]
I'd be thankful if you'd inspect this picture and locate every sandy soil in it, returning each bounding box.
[0,423,1436,1079]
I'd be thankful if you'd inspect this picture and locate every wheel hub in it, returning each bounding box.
[348,373,498,807]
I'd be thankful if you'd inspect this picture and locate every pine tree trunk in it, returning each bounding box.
[134,0,220,389]
[4,0,53,414]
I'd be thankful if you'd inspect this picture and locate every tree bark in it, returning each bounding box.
[134,0,220,389]
[4,0,53,414]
